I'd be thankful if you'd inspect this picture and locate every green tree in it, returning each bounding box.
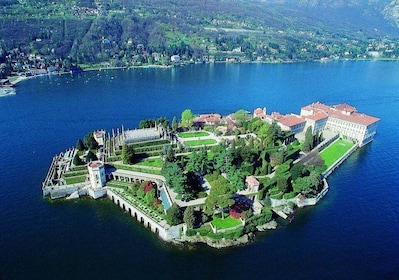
[291,162,305,181]
[162,162,186,195]
[181,109,195,129]
[76,139,85,151]
[84,132,98,150]
[205,175,234,218]
[186,147,211,176]
[303,126,314,152]
[144,189,156,206]
[183,206,196,229]
[166,203,182,226]
[211,140,232,174]
[73,153,84,166]
[121,144,135,164]
[233,109,250,127]
[85,150,97,162]
[171,116,178,132]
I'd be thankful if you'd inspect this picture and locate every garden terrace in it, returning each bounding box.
[178,131,210,138]
[109,187,165,223]
[183,139,217,147]
[111,163,162,175]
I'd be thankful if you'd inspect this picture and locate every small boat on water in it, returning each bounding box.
[0,86,16,97]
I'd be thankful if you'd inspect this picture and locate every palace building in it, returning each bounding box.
[254,102,380,147]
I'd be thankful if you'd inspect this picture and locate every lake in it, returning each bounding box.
[0,61,398,279]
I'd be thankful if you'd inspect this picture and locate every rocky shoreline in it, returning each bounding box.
[173,221,278,249]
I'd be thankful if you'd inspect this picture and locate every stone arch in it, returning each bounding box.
[128,208,132,216]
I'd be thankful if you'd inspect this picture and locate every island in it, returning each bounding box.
[42,102,380,248]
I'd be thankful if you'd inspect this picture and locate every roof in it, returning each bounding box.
[89,161,103,168]
[196,113,223,124]
[278,114,306,127]
[246,176,259,185]
[301,102,379,126]
[305,111,329,122]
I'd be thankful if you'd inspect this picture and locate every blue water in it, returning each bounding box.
[0,61,398,279]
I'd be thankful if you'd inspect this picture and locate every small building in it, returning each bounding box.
[93,130,105,146]
[196,113,223,126]
[87,160,107,199]
[170,55,180,62]
[246,176,259,193]
[88,161,106,189]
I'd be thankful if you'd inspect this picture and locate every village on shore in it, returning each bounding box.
[42,102,379,248]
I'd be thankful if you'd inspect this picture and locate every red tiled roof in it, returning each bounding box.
[246,176,259,185]
[334,103,356,113]
[305,111,329,121]
[278,114,306,127]
[301,102,379,126]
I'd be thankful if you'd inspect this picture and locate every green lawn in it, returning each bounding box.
[320,139,355,169]
[184,139,217,146]
[211,215,242,230]
[135,158,163,168]
[64,175,86,185]
[178,131,210,138]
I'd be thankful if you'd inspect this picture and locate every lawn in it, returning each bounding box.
[184,139,217,146]
[135,158,163,168]
[211,215,242,230]
[64,175,86,185]
[320,139,355,169]
[178,131,210,138]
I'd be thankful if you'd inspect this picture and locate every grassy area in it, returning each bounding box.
[211,215,242,230]
[184,139,217,146]
[320,139,355,169]
[135,158,163,168]
[178,131,210,138]
[111,163,162,175]
[64,175,86,185]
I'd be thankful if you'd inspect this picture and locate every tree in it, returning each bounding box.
[121,144,135,164]
[233,109,250,127]
[166,203,182,226]
[85,150,97,162]
[171,116,178,132]
[144,189,156,206]
[186,147,211,176]
[162,161,186,195]
[183,206,196,229]
[303,126,314,152]
[205,175,235,218]
[84,132,98,150]
[73,153,84,166]
[76,139,85,151]
[181,109,195,129]
[211,140,232,174]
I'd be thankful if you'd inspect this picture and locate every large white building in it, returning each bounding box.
[300,102,380,147]
[254,102,380,147]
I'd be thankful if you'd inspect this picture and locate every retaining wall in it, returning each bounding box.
[107,188,182,241]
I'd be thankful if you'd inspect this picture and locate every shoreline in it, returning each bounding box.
[6,57,398,86]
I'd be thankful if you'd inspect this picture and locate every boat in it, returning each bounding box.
[0,86,16,97]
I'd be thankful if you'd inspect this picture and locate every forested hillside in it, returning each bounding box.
[1,0,399,77]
